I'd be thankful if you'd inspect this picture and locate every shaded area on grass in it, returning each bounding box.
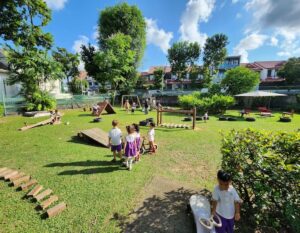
[67,136,101,147]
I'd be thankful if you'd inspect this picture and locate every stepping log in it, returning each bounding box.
[13,175,30,187]
[46,202,67,218]
[35,189,52,201]
[40,195,58,210]
[9,172,25,182]
[0,167,8,173]
[27,185,43,197]
[4,171,19,180]
[20,179,37,190]
[0,169,13,178]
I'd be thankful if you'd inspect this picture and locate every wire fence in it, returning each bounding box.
[0,94,111,115]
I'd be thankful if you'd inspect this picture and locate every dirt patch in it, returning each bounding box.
[116,176,200,233]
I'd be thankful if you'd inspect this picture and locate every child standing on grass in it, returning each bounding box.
[148,122,156,153]
[108,120,123,162]
[131,102,136,114]
[212,170,241,233]
[133,123,141,162]
[123,125,137,171]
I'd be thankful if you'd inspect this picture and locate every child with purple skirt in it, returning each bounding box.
[212,170,241,233]
[133,124,141,162]
[123,125,137,171]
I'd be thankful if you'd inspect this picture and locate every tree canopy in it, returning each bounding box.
[167,41,201,88]
[221,66,260,95]
[98,3,146,68]
[278,57,300,84]
[153,68,164,90]
[0,0,53,49]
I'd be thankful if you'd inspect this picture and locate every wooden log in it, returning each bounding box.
[13,175,30,187]
[35,189,52,201]
[4,171,19,180]
[40,195,58,210]
[20,179,37,190]
[0,169,13,178]
[9,172,25,182]
[0,167,8,173]
[46,202,67,218]
[27,185,43,197]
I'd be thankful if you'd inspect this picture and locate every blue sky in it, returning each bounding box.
[19,0,300,71]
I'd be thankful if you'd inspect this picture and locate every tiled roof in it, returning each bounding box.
[78,71,88,80]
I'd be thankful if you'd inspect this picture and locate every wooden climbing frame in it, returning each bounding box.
[157,107,197,130]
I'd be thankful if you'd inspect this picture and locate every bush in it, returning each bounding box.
[0,104,3,116]
[69,78,89,94]
[178,92,235,114]
[221,129,300,231]
[26,91,56,111]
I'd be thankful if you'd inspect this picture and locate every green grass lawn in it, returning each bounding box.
[0,108,299,233]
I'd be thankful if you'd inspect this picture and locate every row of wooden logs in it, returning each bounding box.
[160,123,190,129]
[0,167,66,218]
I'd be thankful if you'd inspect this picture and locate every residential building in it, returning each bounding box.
[215,55,241,83]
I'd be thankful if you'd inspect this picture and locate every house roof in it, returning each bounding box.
[244,61,285,70]
[78,71,88,80]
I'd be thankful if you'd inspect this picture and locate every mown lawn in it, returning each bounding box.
[0,108,299,233]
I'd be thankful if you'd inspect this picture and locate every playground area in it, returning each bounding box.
[0,108,299,233]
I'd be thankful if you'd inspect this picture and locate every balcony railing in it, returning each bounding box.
[218,63,239,70]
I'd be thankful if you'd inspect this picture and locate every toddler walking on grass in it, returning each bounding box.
[123,125,137,171]
[148,122,156,154]
[108,120,123,162]
[133,123,141,162]
[212,170,241,233]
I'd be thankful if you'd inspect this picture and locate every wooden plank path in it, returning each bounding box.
[79,128,109,148]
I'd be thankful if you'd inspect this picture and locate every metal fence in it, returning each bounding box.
[0,94,111,115]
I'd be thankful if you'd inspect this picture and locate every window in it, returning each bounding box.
[267,69,272,77]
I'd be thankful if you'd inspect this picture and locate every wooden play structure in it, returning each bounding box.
[121,95,141,108]
[19,111,63,131]
[78,128,109,148]
[157,107,197,130]
[92,101,116,116]
[0,167,66,218]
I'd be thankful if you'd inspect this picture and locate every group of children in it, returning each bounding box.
[108,120,156,171]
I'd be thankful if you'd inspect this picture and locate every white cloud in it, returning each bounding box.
[92,26,98,41]
[78,60,85,71]
[236,13,242,19]
[145,18,173,54]
[45,0,68,10]
[72,35,89,53]
[232,0,239,3]
[244,0,300,58]
[233,33,268,62]
[179,0,215,47]
[269,36,278,46]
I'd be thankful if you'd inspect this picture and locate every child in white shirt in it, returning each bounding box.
[148,122,156,153]
[212,170,241,233]
[108,120,123,162]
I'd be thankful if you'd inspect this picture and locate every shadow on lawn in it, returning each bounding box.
[114,188,209,233]
[67,136,101,147]
[45,159,123,175]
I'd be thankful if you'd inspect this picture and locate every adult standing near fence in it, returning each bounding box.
[144,99,149,115]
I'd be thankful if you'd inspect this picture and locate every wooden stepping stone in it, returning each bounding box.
[0,169,13,178]
[27,185,43,197]
[46,202,67,218]
[0,167,8,173]
[9,172,25,182]
[13,175,30,187]
[35,189,52,202]
[40,195,58,210]
[20,179,37,190]
[4,171,19,180]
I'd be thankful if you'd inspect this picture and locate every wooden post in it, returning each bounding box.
[157,108,160,125]
[47,202,67,218]
[159,107,162,125]
[192,107,196,130]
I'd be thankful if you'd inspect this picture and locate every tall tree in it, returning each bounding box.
[93,33,136,105]
[278,57,300,84]
[98,3,146,67]
[0,0,53,49]
[221,66,260,96]
[153,68,164,90]
[52,47,80,83]
[167,41,201,89]
[203,34,228,84]
[7,47,63,110]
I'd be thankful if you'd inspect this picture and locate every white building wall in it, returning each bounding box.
[0,71,21,98]
[260,69,268,80]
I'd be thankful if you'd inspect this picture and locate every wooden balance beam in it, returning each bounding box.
[78,128,109,148]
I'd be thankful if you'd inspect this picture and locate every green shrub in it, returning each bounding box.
[221,129,300,231]
[178,92,235,113]
[0,104,3,116]
[69,78,89,94]
[26,91,56,111]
